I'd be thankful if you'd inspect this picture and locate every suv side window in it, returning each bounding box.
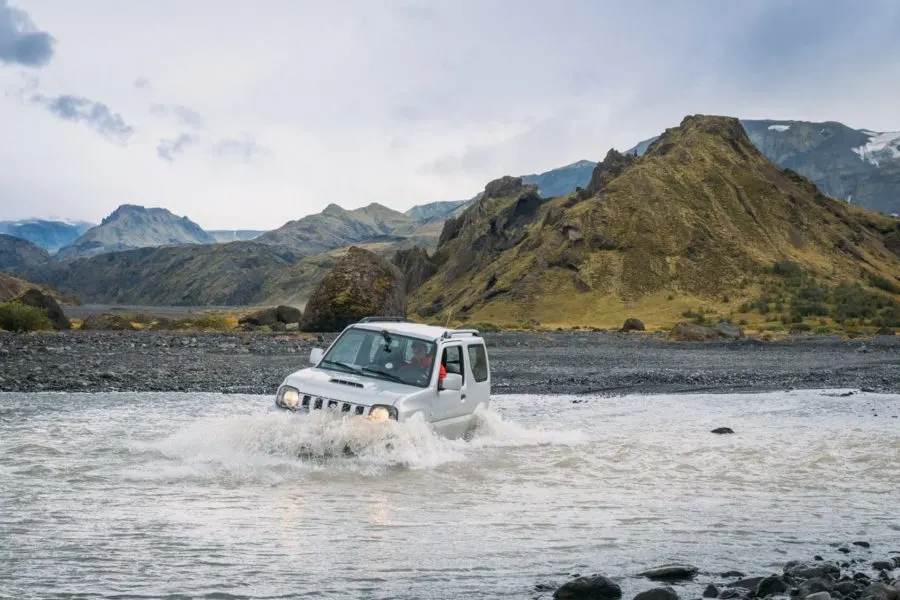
[467,344,488,382]
[441,345,464,383]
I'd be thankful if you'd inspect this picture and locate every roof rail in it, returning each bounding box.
[442,329,481,338]
[358,316,409,323]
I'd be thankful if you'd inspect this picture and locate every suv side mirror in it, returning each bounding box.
[309,348,324,365]
[440,373,462,391]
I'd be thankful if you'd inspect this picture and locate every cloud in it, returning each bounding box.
[0,0,55,67]
[214,135,266,163]
[30,92,134,144]
[156,133,197,162]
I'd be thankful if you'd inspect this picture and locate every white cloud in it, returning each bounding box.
[0,0,899,229]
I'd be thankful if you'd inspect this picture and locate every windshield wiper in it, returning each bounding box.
[320,359,360,375]
[361,366,406,384]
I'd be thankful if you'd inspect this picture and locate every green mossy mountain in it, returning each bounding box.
[409,114,900,329]
[301,246,406,331]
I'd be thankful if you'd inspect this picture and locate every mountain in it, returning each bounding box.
[627,119,900,216]
[521,159,596,198]
[18,241,297,306]
[55,204,214,260]
[409,115,900,329]
[207,230,266,242]
[255,202,416,255]
[0,234,50,271]
[405,200,470,223]
[0,220,94,253]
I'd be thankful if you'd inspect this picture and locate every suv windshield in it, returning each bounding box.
[319,327,438,388]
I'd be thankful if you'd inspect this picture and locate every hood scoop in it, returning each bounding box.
[329,378,364,389]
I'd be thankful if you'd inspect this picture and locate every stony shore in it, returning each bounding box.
[538,549,900,600]
[2,330,900,395]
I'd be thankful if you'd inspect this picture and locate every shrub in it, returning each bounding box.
[772,259,804,279]
[0,301,53,332]
[868,273,900,294]
[190,315,233,331]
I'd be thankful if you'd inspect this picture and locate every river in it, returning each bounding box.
[1,390,898,599]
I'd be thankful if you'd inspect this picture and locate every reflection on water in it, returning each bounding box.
[1,389,899,599]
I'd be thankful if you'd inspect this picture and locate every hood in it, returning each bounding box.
[281,367,417,406]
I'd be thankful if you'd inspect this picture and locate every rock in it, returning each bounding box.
[393,247,438,294]
[758,575,791,597]
[669,322,718,341]
[554,575,623,600]
[715,321,744,340]
[14,289,70,330]
[81,313,136,331]
[800,578,835,598]
[711,427,735,434]
[633,587,679,600]
[637,564,699,581]
[719,590,750,599]
[620,318,646,332]
[704,585,720,598]
[728,577,766,593]
[861,583,900,600]
[271,322,286,332]
[834,582,863,597]
[853,542,872,549]
[875,327,895,336]
[785,562,841,581]
[238,305,303,327]
[873,562,896,572]
[285,322,299,332]
[805,593,832,600]
[302,246,406,332]
[484,175,526,200]
[721,572,747,579]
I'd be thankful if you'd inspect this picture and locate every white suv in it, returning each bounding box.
[272,317,492,439]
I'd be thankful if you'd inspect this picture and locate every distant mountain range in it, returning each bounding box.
[0,220,94,253]
[627,119,900,216]
[2,116,899,310]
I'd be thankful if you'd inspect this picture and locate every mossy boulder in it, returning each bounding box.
[14,288,69,330]
[302,246,405,332]
[620,317,645,332]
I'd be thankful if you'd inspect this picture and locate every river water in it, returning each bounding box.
[1,390,899,600]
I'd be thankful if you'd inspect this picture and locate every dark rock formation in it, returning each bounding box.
[302,246,405,332]
[633,587,679,600]
[392,247,437,294]
[711,427,735,434]
[239,305,303,327]
[637,564,699,581]
[81,313,136,331]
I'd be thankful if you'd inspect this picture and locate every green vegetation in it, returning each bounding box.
[739,260,900,328]
[0,301,53,332]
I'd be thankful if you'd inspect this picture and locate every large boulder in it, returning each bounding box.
[620,317,645,332]
[392,247,438,294]
[14,289,70,330]
[302,246,406,332]
[669,321,744,341]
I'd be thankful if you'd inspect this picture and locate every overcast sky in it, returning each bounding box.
[1,0,899,230]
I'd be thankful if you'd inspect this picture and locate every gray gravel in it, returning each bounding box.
[1,330,899,395]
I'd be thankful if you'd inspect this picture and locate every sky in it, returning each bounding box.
[1,0,899,230]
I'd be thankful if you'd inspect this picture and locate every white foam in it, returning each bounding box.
[123,406,586,481]
[768,124,790,132]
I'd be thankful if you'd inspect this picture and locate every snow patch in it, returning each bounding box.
[768,124,790,132]
[852,130,900,166]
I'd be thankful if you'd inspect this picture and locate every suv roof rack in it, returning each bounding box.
[442,329,480,338]
[358,316,410,323]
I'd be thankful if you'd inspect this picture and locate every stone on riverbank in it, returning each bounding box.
[633,587,679,600]
[711,427,735,434]
[554,575,622,600]
[80,313,136,331]
[14,289,70,330]
[620,318,645,332]
[238,305,303,328]
[669,322,744,341]
[637,564,699,581]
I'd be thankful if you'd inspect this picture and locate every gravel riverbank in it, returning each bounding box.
[2,330,900,395]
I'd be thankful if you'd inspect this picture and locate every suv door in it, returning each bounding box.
[464,341,490,410]
[432,343,468,426]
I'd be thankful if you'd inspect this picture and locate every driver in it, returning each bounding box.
[404,341,446,383]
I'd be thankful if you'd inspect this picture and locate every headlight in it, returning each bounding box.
[277,385,300,409]
[368,405,398,422]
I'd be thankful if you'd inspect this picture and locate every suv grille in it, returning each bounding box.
[299,394,368,416]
